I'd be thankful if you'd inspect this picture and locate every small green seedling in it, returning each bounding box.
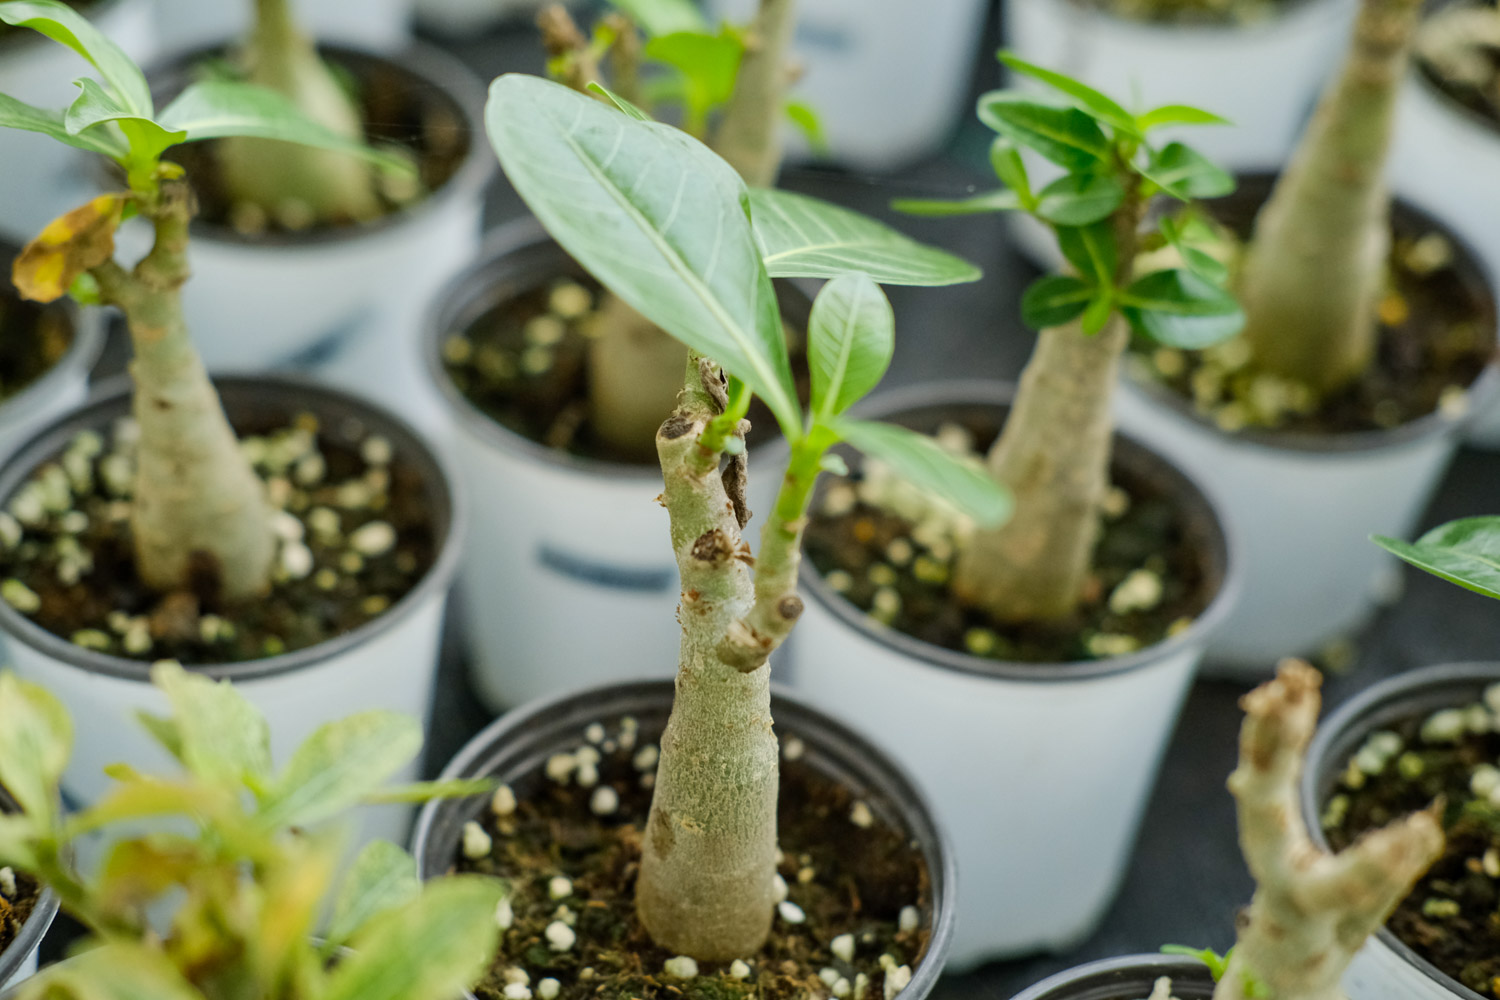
[0,665,502,1000]
[0,0,404,606]
[486,72,1009,961]
[1157,662,1441,1000]
[895,52,1242,627]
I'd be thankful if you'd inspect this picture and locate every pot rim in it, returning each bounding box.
[1124,177,1500,456]
[1301,660,1500,1000]
[142,40,493,250]
[0,372,467,684]
[411,678,957,1000]
[1007,954,1218,1000]
[0,242,106,431]
[1047,0,1351,37]
[795,379,1241,685]
[0,0,135,61]
[0,788,60,987]
[421,217,813,483]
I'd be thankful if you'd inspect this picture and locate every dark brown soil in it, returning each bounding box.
[449,716,933,1000]
[0,411,435,663]
[0,868,40,957]
[805,454,1209,664]
[1083,0,1294,25]
[166,49,470,234]
[1323,692,1500,996]
[444,276,807,466]
[1133,179,1495,435]
[0,293,75,405]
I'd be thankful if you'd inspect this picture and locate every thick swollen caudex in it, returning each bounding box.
[1236,0,1421,395]
[91,184,275,603]
[710,0,800,188]
[218,0,380,224]
[1213,661,1443,1000]
[587,296,689,462]
[637,360,804,960]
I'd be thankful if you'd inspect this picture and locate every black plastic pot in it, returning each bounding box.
[1008,955,1217,1000]
[1301,662,1500,1000]
[0,789,59,990]
[412,679,956,1000]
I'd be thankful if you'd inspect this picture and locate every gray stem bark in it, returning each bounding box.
[1213,661,1444,1000]
[91,183,276,603]
[1237,0,1421,394]
[710,0,799,188]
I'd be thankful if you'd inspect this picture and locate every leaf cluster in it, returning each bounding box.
[491,75,1009,527]
[0,664,501,1000]
[896,52,1243,350]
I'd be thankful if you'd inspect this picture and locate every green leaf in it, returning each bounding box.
[0,672,71,824]
[0,0,152,117]
[997,51,1136,133]
[1056,221,1118,285]
[1033,172,1125,227]
[63,777,235,838]
[587,82,652,122]
[1374,518,1500,601]
[326,840,421,948]
[1141,142,1235,200]
[258,711,422,829]
[977,90,1110,170]
[1021,275,1094,329]
[750,188,981,285]
[890,189,1022,218]
[609,0,708,37]
[28,940,202,1000]
[1160,945,1233,981]
[361,778,496,805]
[1160,214,1230,284]
[486,74,800,438]
[134,712,184,765]
[645,30,744,124]
[0,90,127,157]
[324,876,505,1000]
[1136,104,1231,132]
[65,78,184,160]
[785,101,829,157]
[989,138,1032,204]
[832,419,1012,527]
[808,274,894,421]
[149,660,271,789]
[158,80,404,169]
[1081,290,1115,335]
[0,815,41,872]
[1120,269,1244,348]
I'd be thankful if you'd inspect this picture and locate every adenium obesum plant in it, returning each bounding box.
[897,53,1243,624]
[0,0,399,604]
[217,0,385,226]
[486,73,1010,960]
[0,664,503,999]
[1237,0,1421,395]
[1170,661,1443,1000]
[530,0,828,461]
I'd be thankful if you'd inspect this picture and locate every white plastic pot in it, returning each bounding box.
[151,0,413,56]
[0,377,465,849]
[0,0,156,243]
[1387,62,1500,447]
[424,224,806,713]
[0,243,106,464]
[129,42,492,386]
[414,0,568,36]
[1004,0,1356,168]
[786,382,1239,969]
[1301,662,1500,1000]
[0,791,59,991]
[704,0,991,171]
[1010,955,1217,1000]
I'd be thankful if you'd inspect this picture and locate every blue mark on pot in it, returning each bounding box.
[538,544,676,593]
[796,19,852,53]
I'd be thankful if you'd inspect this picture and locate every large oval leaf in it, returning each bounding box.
[832,418,1012,527]
[1021,274,1095,330]
[808,273,894,421]
[1120,268,1243,348]
[0,0,151,117]
[751,187,981,285]
[1033,172,1125,227]
[486,74,799,437]
[977,90,1110,170]
[1375,518,1500,601]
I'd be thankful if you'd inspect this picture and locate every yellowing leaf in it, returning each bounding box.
[13,193,127,303]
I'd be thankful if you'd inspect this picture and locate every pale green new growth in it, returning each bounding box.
[0,0,402,603]
[487,73,1005,959]
[0,666,502,1000]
